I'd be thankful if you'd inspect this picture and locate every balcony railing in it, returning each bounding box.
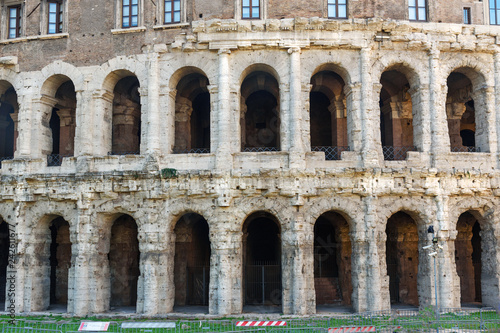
[0,156,13,169]
[47,154,73,167]
[451,146,480,153]
[311,146,350,161]
[383,146,417,161]
[242,147,280,152]
[108,151,140,156]
[173,148,210,154]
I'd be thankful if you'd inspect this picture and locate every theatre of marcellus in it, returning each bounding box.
[0,0,499,317]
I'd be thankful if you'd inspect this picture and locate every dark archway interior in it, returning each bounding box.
[174,213,211,306]
[0,221,9,305]
[49,81,76,158]
[314,212,352,306]
[455,212,482,304]
[386,212,419,306]
[0,87,17,159]
[49,217,71,306]
[241,71,280,151]
[112,76,141,155]
[109,215,140,307]
[243,213,281,305]
[310,92,332,147]
[174,73,211,153]
[447,72,475,151]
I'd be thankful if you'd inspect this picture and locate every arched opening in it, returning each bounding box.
[47,80,76,166]
[447,72,477,152]
[379,70,414,160]
[314,212,352,307]
[455,212,482,305]
[109,215,139,310]
[173,73,211,154]
[241,71,280,152]
[310,71,348,160]
[49,217,71,309]
[0,83,18,167]
[111,76,141,155]
[386,212,419,306]
[174,213,211,309]
[0,220,10,309]
[243,212,281,310]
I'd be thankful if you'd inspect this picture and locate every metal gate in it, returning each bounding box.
[245,262,281,305]
[387,263,399,303]
[187,266,209,305]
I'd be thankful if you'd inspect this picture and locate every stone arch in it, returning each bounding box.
[40,74,77,164]
[170,67,211,154]
[29,214,73,312]
[449,204,499,308]
[309,68,348,160]
[101,70,142,155]
[242,211,282,309]
[240,64,281,151]
[173,213,211,308]
[40,61,85,93]
[0,80,18,163]
[313,210,352,306]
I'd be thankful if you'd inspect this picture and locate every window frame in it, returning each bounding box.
[122,0,139,28]
[47,0,63,34]
[463,7,471,24]
[408,0,427,22]
[490,0,500,25]
[164,0,181,24]
[241,0,260,19]
[327,0,347,19]
[8,4,22,39]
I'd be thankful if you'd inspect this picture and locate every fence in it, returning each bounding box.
[311,146,350,161]
[0,307,499,333]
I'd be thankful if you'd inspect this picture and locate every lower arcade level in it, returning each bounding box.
[0,168,498,316]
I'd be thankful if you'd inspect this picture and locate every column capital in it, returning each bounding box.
[288,46,301,54]
[218,48,231,55]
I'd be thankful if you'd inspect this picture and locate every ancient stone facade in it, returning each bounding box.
[0,0,500,318]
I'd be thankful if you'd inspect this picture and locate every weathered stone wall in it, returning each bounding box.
[0,16,500,316]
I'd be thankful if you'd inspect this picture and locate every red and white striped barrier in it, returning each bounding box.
[328,327,376,333]
[236,321,287,327]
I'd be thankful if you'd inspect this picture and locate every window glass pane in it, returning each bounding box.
[9,31,15,39]
[328,4,335,17]
[174,1,180,11]
[339,5,346,17]
[252,7,259,17]
[496,0,500,7]
[338,0,346,4]
[123,0,130,5]
[165,13,172,23]
[243,0,250,6]
[417,0,425,7]
[497,9,500,22]
[131,16,138,26]
[49,3,56,12]
[408,0,416,6]
[165,1,172,11]
[418,7,426,20]
[132,0,138,4]
[123,6,130,16]
[174,12,180,22]
[48,23,56,34]
[9,8,16,17]
[491,10,497,24]
[49,13,56,23]
[123,17,130,27]
[409,7,416,20]
[252,0,259,6]
[132,5,138,15]
[10,18,17,27]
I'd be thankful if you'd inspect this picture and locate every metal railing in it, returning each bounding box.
[0,156,13,169]
[451,146,481,153]
[245,263,282,306]
[108,151,140,156]
[47,154,73,167]
[382,146,417,160]
[311,146,350,161]
[0,307,498,333]
[173,148,210,154]
[242,147,280,152]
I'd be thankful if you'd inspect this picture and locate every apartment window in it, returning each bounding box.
[490,0,500,25]
[463,7,471,24]
[165,0,181,23]
[8,5,21,39]
[408,0,427,21]
[242,0,260,19]
[122,0,138,28]
[328,0,347,19]
[48,1,63,34]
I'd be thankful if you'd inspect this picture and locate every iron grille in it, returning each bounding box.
[245,262,281,305]
[173,148,210,154]
[108,151,140,156]
[451,146,481,153]
[187,266,209,306]
[311,146,350,161]
[242,147,280,152]
[47,154,73,167]
[0,156,13,169]
[382,146,417,160]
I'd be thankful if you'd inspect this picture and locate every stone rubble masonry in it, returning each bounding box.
[0,16,500,316]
